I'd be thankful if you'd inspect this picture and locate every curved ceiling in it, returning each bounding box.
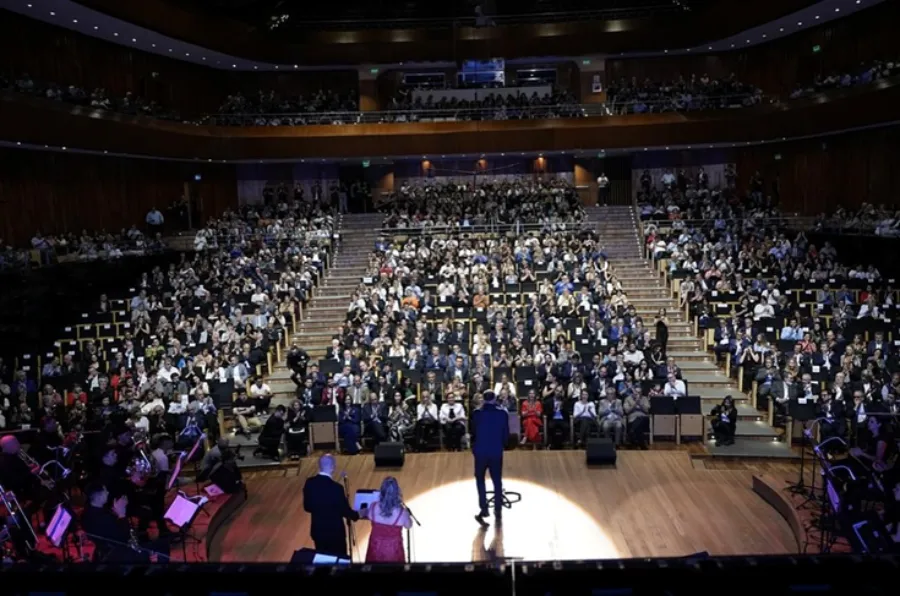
[0,0,882,70]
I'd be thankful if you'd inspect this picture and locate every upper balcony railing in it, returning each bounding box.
[202,94,764,126]
[274,2,685,31]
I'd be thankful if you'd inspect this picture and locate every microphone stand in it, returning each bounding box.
[342,474,356,561]
[402,502,421,564]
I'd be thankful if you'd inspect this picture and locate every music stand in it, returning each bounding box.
[46,504,74,562]
[164,492,208,561]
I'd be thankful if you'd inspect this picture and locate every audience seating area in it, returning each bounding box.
[0,203,334,467]
[641,171,900,464]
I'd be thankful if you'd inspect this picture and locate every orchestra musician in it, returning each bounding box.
[81,483,170,562]
[0,435,47,522]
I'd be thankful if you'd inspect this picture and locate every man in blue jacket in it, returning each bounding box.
[471,391,509,525]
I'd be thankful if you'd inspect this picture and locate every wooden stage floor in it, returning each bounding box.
[211,450,798,563]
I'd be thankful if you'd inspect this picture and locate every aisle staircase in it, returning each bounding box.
[264,213,382,400]
[227,214,382,465]
[598,206,793,459]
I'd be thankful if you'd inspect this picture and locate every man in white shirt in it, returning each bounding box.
[623,343,644,366]
[439,394,467,449]
[596,173,610,205]
[573,391,599,445]
[416,394,440,449]
[663,373,686,398]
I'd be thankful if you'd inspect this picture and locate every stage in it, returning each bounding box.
[210,450,797,562]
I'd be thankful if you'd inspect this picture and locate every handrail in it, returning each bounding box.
[203,103,599,125]
[376,221,593,237]
[205,93,763,125]
[641,215,818,229]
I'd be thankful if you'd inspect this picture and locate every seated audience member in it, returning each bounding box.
[416,394,440,449]
[572,389,599,446]
[362,393,387,446]
[624,386,651,448]
[710,396,738,446]
[519,391,544,445]
[338,397,362,454]
[598,387,625,445]
[285,400,310,459]
[544,391,570,449]
[439,393,467,450]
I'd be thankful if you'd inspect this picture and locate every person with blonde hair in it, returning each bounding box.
[361,476,411,563]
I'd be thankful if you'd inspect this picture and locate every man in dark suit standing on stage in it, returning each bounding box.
[471,391,509,525]
[302,453,362,558]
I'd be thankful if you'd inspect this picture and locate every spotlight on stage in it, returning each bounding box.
[354,478,618,563]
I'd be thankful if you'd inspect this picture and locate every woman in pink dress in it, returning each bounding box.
[362,476,412,563]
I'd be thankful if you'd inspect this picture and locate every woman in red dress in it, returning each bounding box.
[520,391,543,445]
[362,476,412,563]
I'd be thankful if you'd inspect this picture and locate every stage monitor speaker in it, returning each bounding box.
[374,441,405,468]
[586,437,616,466]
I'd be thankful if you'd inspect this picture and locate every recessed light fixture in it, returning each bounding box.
[275,66,279,69]
[762,34,767,38]
[152,43,156,47]
[232,64,237,68]
[26,3,32,7]
[132,38,137,42]
[797,22,802,26]
[835,7,840,12]
[49,11,55,16]
[16,141,21,146]
[664,50,668,54]
[202,57,206,61]
[293,65,298,69]
[72,19,78,23]
[114,32,119,36]
[856,0,861,4]
[94,26,98,30]
[168,49,173,52]
[779,27,784,32]
[815,15,820,20]
[185,53,190,57]
[730,44,735,48]
[253,66,258,69]
[687,48,691,52]
[104,150,108,154]
[62,146,67,150]
[746,39,750,43]
[708,46,712,50]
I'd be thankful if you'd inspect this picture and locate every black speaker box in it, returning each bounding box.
[586,437,616,466]
[374,441,405,468]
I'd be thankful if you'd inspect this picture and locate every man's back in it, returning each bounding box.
[472,403,509,457]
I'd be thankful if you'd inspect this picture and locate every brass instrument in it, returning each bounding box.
[0,484,37,553]
[125,441,157,485]
[17,450,61,490]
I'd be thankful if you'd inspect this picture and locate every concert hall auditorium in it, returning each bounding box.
[1,0,899,592]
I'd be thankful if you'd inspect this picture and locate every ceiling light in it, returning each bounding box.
[62,146,67,150]
[104,150,108,154]
[151,43,156,47]
[835,7,840,11]
[132,38,137,42]
[779,27,784,32]
[114,32,119,36]
[168,48,173,52]
[72,19,78,23]
[762,34,767,38]
[275,66,279,69]
[185,53,190,56]
[797,22,802,26]
[202,57,206,61]
[730,44,735,48]
[16,141,21,146]
[26,3,32,7]
[856,0,861,4]
[49,11,55,16]
[708,46,712,50]
[815,15,820,20]
[746,39,750,43]
[293,65,298,69]
[94,26,98,30]
[232,64,237,68]
[664,50,668,54]
[253,66,258,69]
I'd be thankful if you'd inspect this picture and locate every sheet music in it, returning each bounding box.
[354,489,379,511]
[164,494,201,528]
[47,505,72,548]
[204,484,224,497]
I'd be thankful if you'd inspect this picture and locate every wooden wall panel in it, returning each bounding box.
[734,126,900,215]
[0,149,237,245]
